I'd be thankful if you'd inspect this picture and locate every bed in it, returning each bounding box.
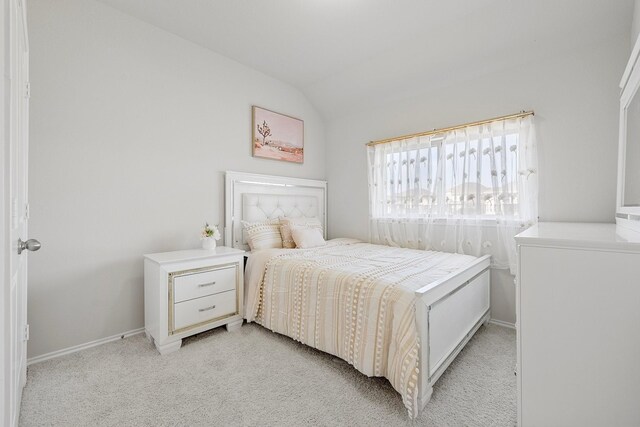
[225,171,491,418]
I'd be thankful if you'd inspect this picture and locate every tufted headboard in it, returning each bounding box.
[225,171,327,250]
[242,193,319,222]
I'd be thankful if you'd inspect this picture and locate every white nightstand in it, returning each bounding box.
[143,247,245,355]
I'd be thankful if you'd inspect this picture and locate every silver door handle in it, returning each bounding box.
[199,305,216,312]
[18,238,41,254]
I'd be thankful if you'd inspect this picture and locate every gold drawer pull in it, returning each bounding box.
[199,305,216,312]
[198,281,216,288]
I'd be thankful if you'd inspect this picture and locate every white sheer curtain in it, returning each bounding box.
[367,115,537,273]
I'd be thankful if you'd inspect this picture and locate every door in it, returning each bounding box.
[2,0,36,425]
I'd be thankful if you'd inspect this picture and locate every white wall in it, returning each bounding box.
[326,36,629,325]
[633,0,640,46]
[27,0,630,356]
[27,0,325,358]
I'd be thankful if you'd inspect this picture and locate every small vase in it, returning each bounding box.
[202,237,217,251]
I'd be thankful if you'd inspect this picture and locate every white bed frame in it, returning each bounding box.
[224,171,327,250]
[224,171,491,416]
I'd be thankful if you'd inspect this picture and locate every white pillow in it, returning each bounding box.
[291,226,326,249]
[279,217,323,248]
[241,219,283,250]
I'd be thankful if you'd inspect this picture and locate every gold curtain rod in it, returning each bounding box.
[366,110,535,147]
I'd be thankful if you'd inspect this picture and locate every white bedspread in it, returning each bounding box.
[244,238,477,417]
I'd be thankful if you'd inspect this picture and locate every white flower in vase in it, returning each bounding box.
[201,222,221,250]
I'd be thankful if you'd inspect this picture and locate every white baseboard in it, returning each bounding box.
[26,318,513,365]
[488,318,516,330]
[27,327,145,366]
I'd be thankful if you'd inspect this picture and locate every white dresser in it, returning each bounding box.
[515,222,640,426]
[144,247,245,355]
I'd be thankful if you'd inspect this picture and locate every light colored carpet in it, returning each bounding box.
[19,323,516,426]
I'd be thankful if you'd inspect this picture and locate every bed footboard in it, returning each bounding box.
[414,255,491,413]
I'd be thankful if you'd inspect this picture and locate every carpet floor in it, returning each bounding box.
[19,322,516,426]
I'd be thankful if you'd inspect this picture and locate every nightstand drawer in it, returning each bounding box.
[173,265,236,303]
[173,289,237,331]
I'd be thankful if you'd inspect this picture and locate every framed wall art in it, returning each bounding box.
[252,106,304,163]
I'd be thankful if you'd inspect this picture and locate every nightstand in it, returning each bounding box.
[143,247,245,355]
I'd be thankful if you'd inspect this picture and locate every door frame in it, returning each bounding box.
[1,0,10,423]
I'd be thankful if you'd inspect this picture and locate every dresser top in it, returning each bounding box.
[144,247,245,264]
[515,222,640,251]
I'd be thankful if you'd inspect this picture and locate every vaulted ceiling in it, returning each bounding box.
[97,0,633,119]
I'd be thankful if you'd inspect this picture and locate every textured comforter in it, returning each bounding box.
[244,239,477,417]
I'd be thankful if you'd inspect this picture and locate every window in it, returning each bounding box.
[368,116,535,221]
[367,114,537,273]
